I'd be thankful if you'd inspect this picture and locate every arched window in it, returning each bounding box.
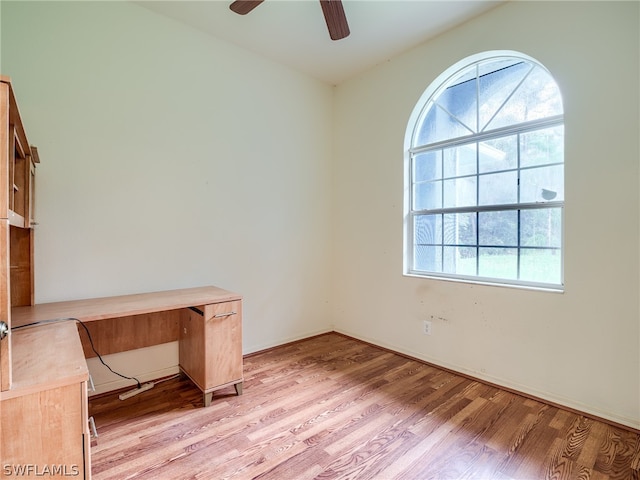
[404,51,564,290]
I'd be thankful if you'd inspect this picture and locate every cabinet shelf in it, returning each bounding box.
[8,210,25,228]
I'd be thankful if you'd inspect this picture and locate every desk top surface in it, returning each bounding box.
[11,286,242,327]
[1,321,89,399]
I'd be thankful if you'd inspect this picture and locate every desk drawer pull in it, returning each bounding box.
[89,416,98,439]
[88,375,96,393]
[213,311,237,318]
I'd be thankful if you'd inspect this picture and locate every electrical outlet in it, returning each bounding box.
[423,320,432,335]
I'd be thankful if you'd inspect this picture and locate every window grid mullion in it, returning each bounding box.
[517,132,522,279]
[439,150,444,273]
[475,141,480,217]
[517,210,521,280]
[410,154,416,268]
[409,115,563,155]
[475,64,480,134]
[475,211,479,276]
[440,213,444,273]
[412,161,564,189]
[475,132,480,275]
[440,150,444,214]
[412,200,564,216]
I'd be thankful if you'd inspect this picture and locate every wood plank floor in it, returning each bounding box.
[89,333,640,480]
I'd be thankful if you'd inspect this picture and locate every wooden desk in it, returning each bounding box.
[11,286,244,406]
[1,286,242,479]
[12,286,240,326]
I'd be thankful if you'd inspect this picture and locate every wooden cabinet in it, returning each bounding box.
[0,76,38,394]
[0,77,38,229]
[0,78,89,478]
[180,300,243,406]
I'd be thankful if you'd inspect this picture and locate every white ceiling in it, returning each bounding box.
[136,0,504,85]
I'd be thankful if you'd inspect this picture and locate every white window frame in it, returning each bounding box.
[403,51,564,291]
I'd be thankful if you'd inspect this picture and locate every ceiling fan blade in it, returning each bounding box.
[230,0,264,15]
[319,0,350,41]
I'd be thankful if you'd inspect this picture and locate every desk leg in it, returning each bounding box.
[234,382,243,396]
[201,382,242,406]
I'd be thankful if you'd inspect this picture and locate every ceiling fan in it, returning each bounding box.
[229,0,350,41]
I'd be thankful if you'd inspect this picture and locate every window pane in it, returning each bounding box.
[414,214,441,245]
[478,247,518,279]
[486,66,563,131]
[413,151,442,182]
[415,103,473,146]
[414,245,442,271]
[521,126,564,168]
[521,208,562,247]
[444,212,476,246]
[436,71,478,133]
[413,181,442,210]
[444,143,476,178]
[479,210,518,246]
[479,135,517,173]
[478,61,531,132]
[444,246,477,275]
[520,165,564,203]
[520,248,561,284]
[479,171,518,206]
[443,177,477,208]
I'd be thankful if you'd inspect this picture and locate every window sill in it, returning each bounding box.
[403,271,564,293]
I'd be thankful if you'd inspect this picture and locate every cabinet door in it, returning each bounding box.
[0,220,10,392]
[28,157,36,227]
[0,83,11,393]
[82,380,92,479]
[203,301,243,389]
[1,383,86,479]
[0,82,9,219]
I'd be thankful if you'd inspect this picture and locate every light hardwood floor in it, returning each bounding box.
[89,333,640,480]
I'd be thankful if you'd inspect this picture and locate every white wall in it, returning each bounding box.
[1,1,334,391]
[332,1,640,429]
[2,1,638,430]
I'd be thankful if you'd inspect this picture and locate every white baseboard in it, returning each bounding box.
[86,342,179,396]
[244,328,334,355]
[333,328,640,431]
[89,366,180,396]
[86,329,335,396]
